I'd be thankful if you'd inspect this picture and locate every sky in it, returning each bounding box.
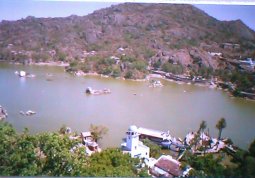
[0,0,254,31]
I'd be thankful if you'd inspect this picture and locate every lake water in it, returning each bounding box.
[0,62,255,149]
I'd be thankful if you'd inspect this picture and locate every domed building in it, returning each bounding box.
[121,125,150,159]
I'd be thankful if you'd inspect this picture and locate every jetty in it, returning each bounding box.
[85,87,111,95]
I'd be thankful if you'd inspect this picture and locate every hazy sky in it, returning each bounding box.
[0,0,254,31]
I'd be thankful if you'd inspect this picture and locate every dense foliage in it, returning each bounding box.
[215,69,255,95]
[0,121,140,176]
[66,55,148,79]
[1,120,255,177]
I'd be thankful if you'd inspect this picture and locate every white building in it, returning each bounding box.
[122,125,150,159]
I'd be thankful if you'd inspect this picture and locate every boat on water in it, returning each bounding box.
[161,139,186,151]
[85,87,111,95]
[149,80,163,88]
[15,70,36,78]
[20,110,36,116]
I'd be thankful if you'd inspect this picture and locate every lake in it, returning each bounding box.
[0,62,255,149]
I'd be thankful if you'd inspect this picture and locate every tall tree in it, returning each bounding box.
[199,120,207,134]
[216,118,227,140]
[89,124,108,142]
[199,120,207,154]
[193,120,207,150]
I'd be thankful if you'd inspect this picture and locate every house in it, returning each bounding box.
[208,52,222,57]
[149,155,183,177]
[121,125,150,159]
[80,131,101,156]
[221,43,240,49]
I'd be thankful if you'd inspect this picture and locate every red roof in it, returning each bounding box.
[154,156,182,177]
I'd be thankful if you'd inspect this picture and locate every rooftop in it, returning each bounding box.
[154,155,182,177]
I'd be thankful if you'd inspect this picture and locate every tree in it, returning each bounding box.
[85,148,139,177]
[198,120,207,154]
[124,70,133,79]
[248,139,255,157]
[89,124,108,142]
[216,118,227,140]
[187,153,225,176]
[59,124,67,134]
[198,120,207,134]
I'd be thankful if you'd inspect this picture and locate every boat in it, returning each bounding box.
[161,140,172,148]
[20,110,36,116]
[19,71,26,77]
[85,87,111,95]
[149,80,163,88]
[161,137,186,150]
[15,71,35,78]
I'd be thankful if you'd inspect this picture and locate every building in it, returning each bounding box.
[122,125,150,159]
[149,155,183,177]
[81,131,101,156]
[221,43,240,49]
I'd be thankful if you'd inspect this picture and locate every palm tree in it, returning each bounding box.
[194,121,207,151]
[199,120,207,134]
[216,117,227,140]
[199,120,207,154]
[89,124,108,142]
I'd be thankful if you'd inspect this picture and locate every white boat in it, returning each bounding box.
[86,87,111,95]
[19,71,26,77]
[15,70,36,78]
[149,80,163,88]
[20,110,36,116]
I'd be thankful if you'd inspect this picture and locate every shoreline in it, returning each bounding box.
[1,60,70,67]
[31,61,69,67]
[78,72,255,101]
[1,60,254,101]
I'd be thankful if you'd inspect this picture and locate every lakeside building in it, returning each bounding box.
[149,155,188,177]
[221,43,240,49]
[121,125,150,159]
[81,131,101,156]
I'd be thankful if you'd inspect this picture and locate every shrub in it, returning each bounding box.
[125,70,133,79]
[112,67,121,78]
[132,60,147,71]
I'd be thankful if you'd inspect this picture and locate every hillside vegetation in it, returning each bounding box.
[0,3,254,81]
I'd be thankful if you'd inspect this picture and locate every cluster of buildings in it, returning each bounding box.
[69,130,101,156]
[121,125,191,177]
[120,125,236,177]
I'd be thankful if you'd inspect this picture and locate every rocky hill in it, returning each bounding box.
[0,3,255,78]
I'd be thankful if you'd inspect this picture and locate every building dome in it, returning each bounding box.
[128,125,138,132]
